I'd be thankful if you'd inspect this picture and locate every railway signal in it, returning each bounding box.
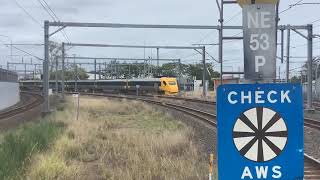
[217,84,304,180]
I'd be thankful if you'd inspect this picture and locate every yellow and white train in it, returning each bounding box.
[20,77,179,95]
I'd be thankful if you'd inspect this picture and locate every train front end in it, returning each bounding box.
[160,77,179,95]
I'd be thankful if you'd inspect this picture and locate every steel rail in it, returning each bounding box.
[0,92,44,120]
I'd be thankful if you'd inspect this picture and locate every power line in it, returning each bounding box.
[35,0,71,43]
[13,0,43,28]
[279,0,304,14]
[0,39,43,60]
[225,10,241,24]
[40,0,59,20]
[292,40,320,49]
[193,10,242,45]
[36,0,56,20]
[40,0,71,42]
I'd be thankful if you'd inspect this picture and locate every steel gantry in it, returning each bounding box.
[43,21,313,112]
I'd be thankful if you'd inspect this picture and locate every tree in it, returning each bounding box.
[49,41,62,75]
[186,63,220,88]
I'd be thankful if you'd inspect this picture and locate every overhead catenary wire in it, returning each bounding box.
[35,0,71,43]
[193,10,242,45]
[13,0,43,28]
[279,0,304,14]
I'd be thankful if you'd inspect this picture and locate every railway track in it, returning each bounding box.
[140,94,320,133]
[305,117,320,131]
[82,92,320,178]
[0,92,44,120]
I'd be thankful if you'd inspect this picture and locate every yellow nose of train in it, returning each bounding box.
[160,77,179,95]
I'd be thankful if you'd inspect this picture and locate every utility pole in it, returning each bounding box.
[43,20,50,113]
[157,48,159,75]
[99,63,101,80]
[278,66,281,82]
[281,29,284,63]
[24,63,27,80]
[94,59,97,81]
[61,43,65,99]
[202,46,207,97]
[307,24,313,109]
[55,57,58,94]
[104,62,107,79]
[316,63,319,97]
[73,54,77,92]
[286,28,290,82]
[218,0,224,85]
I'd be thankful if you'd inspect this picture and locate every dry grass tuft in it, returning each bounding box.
[23,96,208,180]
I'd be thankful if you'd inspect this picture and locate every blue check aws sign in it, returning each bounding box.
[217,83,304,180]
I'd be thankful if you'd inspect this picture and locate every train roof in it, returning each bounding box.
[20,78,164,83]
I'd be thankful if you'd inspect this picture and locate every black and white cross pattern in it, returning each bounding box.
[233,107,288,162]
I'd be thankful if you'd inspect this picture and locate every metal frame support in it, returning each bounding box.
[63,56,179,61]
[48,22,308,30]
[43,20,50,113]
[44,21,311,112]
[49,25,67,37]
[281,29,284,63]
[202,46,207,97]
[55,55,59,94]
[94,59,97,81]
[62,42,65,99]
[286,28,290,83]
[157,48,160,75]
[307,24,313,109]
[218,0,224,85]
[75,63,78,92]
[65,43,203,50]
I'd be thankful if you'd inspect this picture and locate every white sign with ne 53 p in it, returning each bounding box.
[243,4,277,80]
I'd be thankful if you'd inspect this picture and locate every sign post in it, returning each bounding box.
[217,84,304,179]
[217,1,304,180]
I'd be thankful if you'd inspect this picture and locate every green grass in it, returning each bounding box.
[0,120,65,179]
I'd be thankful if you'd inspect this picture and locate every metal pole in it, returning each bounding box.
[278,66,281,82]
[55,57,58,94]
[94,59,97,81]
[75,64,78,92]
[24,63,27,79]
[281,29,284,63]
[74,55,77,92]
[43,20,50,113]
[157,48,159,75]
[104,62,107,79]
[202,46,207,97]
[61,43,65,99]
[219,0,224,85]
[307,24,313,109]
[10,40,13,61]
[99,63,101,80]
[286,28,290,83]
[129,64,131,78]
[316,63,319,97]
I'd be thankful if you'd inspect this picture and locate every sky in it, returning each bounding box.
[0,0,319,79]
